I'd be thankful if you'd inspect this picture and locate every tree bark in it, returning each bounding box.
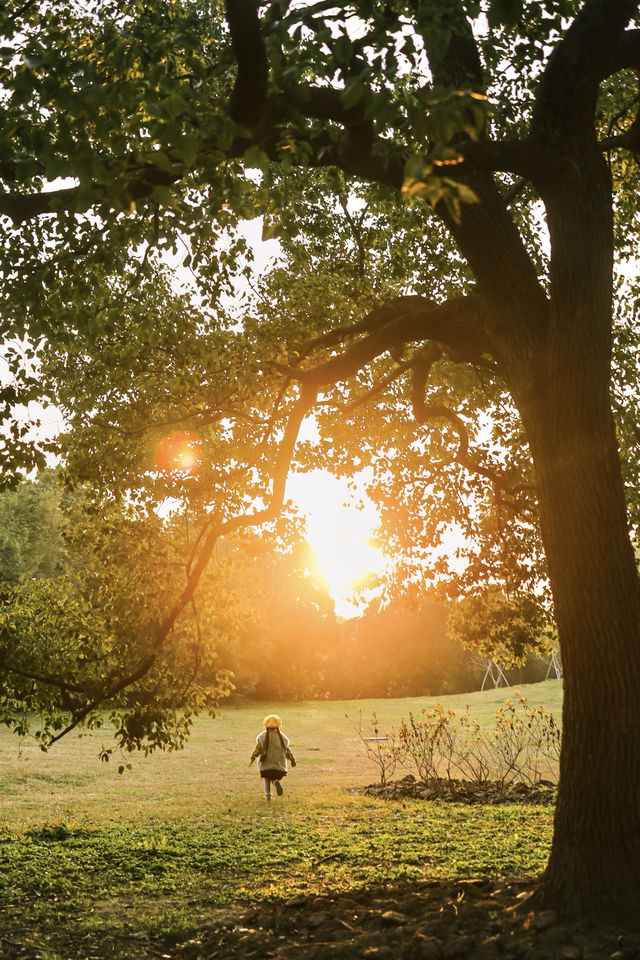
[514,338,640,924]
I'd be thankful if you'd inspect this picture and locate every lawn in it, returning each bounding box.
[0,680,561,959]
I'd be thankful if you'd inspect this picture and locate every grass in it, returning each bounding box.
[0,680,561,957]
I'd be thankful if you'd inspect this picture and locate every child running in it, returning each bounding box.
[249,714,296,801]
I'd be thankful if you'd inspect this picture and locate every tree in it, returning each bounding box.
[329,602,470,699]
[0,481,236,760]
[0,469,69,582]
[3,0,640,925]
[211,531,338,701]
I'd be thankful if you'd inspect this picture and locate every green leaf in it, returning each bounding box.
[262,218,283,241]
[24,52,43,69]
[340,76,366,111]
[244,145,270,171]
[488,0,524,28]
[333,34,352,65]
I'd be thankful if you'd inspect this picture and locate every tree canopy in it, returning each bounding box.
[2,0,640,924]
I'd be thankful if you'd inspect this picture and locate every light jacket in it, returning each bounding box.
[251,728,296,774]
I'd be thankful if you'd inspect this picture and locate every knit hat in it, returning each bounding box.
[263,714,282,728]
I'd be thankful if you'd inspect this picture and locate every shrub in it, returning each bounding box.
[346,709,397,785]
[355,692,561,796]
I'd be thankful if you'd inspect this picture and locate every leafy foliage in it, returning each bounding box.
[447,588,554,667]
[0,480,236,756]
[0,469,69,581]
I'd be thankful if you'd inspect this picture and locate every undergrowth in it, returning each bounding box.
[349,691,561,790]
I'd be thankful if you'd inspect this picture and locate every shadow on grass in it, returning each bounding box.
[153,877,639,960]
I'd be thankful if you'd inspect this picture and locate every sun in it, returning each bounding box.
[153,431,201,477]
[286,470,387,617]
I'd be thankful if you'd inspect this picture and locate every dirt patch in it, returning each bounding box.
[351,774,557,805]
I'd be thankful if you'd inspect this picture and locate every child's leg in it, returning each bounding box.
[263,778,271,801]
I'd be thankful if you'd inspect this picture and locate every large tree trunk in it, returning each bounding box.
[515,342,640,924]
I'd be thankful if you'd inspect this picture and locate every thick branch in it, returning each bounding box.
[225,0,269,128]
[290,295,489,390]
[418,1,549,348]
[532,0,640,140]
[342,345,442,415]
[0,164,179,224]
[455,138,536,178]
[0,121,402,225]
[606,27,640,74]
[296,296,434,361]
[415,1,483,89]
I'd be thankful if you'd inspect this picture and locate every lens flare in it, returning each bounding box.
[153,431,201,476]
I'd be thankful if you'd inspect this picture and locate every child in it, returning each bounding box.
[249,714,296,801]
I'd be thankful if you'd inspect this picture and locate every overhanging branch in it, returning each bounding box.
[156,380,318,646]
[8,380,318,745]
[271,295,489,396]
[0,656,85,701]
[532,0,640,139]
[0,163,180,225]
[46,653,157,746]
[411,362,532,497]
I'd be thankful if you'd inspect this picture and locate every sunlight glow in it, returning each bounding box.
[154,431,201,476]
[287,471,387,618]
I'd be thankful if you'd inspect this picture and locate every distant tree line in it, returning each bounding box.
[219,596,552,703]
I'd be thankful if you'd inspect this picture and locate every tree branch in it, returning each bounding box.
[46,653,157,746]
[225,0,269,128]
[291,295,489,390]
[599,80,640,154]
[455,138,536,178]
[605,27,640,74]
[3,0,39,24]
[0,656,85,699]
[295,295,432,362]
[0,164,179,224]
[415,1,549,347]
[532,0,640,140]
[411,397,530,495]
[184,380,292,579]
[338,194,370,280]
[411,355,533,497]
[156,381,318,645]
[342,346,442,416]
[0,122,402,225]
[9,378,318,745]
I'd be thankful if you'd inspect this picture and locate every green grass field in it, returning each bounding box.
[0,681,562,958]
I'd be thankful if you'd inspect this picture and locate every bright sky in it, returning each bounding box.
[286,470,388,618]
